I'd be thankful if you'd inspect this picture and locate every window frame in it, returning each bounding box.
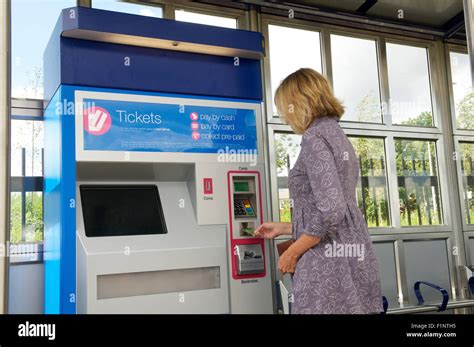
[161,1,247,29]
[445,44,472,136]
[268,122,451,235]
[10,98,44,264]
[454,137,474,233]
[347,134,392,229]
[262,14,445,135]
[328,30,384,125]
[392,135,446,229]
[446,45,474,238]
[91,0,164,18]
[384,38,437,128]
[262,19,325,124]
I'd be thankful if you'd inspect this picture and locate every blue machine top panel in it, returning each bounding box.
[60,7,265,55]
[44,7,264,104]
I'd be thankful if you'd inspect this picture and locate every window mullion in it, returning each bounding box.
[377,37,392,126]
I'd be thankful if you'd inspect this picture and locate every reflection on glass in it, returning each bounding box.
[175,10,237,29]
[93,0,163,17]
[274,133,302,222]
[395,139,442,226]
[10,192,43,243]
[11,120,44,177]
[268,25,322,117]
[459,142,474,224]
[349,137,390,227]
[450,52,473,129]
[386,43,433,126]
[12,0,76,98]
[331,34,382,123]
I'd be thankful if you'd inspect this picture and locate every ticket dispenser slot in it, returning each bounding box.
[235,244,264,275]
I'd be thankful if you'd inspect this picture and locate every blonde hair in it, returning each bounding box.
[274,68,344,134]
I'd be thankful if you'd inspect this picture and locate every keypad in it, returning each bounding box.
[234,199,255,217]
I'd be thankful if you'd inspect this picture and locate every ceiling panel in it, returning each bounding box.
[195,0,467,37]
[291,0,367,12]
[366,0,463,27]
[269,0,464,28]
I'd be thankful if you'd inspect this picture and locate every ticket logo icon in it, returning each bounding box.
[84,106,112,135]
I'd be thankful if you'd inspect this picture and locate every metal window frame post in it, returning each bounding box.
[0,0,11,314]
[464,0,474,87]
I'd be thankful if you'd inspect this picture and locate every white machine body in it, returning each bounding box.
[74,90,273,314]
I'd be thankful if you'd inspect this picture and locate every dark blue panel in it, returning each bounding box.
[59,38,262,100]
[43,16,62,104]
[60,6,264,55]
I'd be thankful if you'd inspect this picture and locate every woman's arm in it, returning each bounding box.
[300,132,347,239]
[278,234,320,274]
[253,222,292,239]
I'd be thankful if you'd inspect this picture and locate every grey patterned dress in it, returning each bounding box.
[288,116,383,314]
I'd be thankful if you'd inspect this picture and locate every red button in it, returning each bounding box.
[203,178,213,194]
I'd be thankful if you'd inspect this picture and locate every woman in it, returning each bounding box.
[255,68,382,314]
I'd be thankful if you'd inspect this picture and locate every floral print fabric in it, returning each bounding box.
[288,116,382,314]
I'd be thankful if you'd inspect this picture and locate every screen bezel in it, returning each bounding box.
[79,184,168,237]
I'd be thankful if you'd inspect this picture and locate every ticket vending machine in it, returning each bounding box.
[43,7,273,314]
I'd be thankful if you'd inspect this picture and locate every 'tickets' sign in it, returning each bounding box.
[81,96,258,154]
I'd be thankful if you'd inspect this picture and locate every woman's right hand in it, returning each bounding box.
[253,222,292,239]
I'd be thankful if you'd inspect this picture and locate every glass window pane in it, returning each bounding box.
[274,133,390,228]
[12,0,76,99]
[11,120,44,177]
[93,1,163,17]
[386,43,433,126]
[450,52,473,129]
[331,34,382,123]
[349,137,390,227]
[459,142,474,224]
[274,133,302,222]
[25,192,43,242]
[175,10,237,29]
[11,192,22,243]
[10,192,43,243]
[395,139,442,226]
[268,25,322,117]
